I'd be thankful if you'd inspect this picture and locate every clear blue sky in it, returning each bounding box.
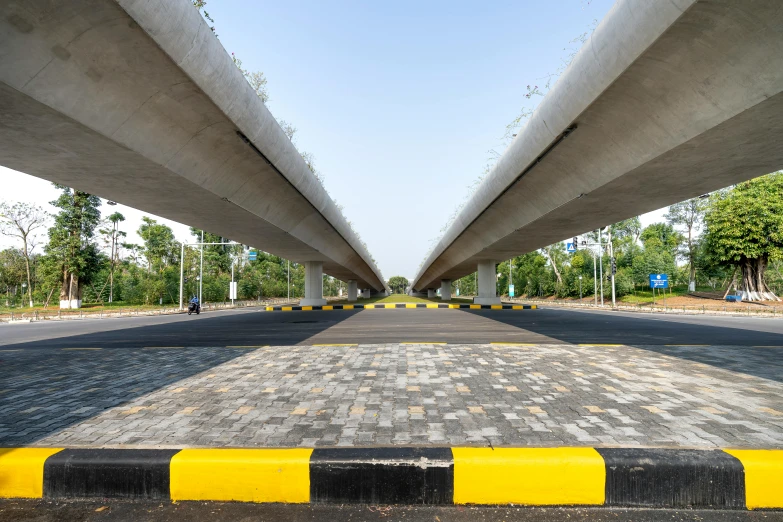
[3,0,668,279]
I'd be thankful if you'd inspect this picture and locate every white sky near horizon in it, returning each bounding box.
[1,0,679,280]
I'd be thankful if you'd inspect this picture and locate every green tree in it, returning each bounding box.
[98,212,126,303]
[0,202,48,307]
[703,173,783,301]
[44,185,102,308]
[0,248,27,306]
[139,217,179,274]
[666,198,707,292]
[388,276,409,294]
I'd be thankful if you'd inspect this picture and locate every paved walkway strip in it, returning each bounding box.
[266,303,536,311]
[0,447,779,509]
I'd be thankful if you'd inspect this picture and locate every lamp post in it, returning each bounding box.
[579,275,583,301]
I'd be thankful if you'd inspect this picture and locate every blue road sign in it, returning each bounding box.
[248,250,257,261]
[509,284,515,297]
[649,274,669,289]
[566,243,576,252]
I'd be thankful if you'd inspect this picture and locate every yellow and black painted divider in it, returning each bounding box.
[266,303,536,311]
[1,447,781,508]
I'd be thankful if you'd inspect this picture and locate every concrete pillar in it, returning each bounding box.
[347,280,357,301]
[441,279,452,302]
[427,289,435,298]
[474,260,501,305]
[363,288,371,299]
[300,261,327,306]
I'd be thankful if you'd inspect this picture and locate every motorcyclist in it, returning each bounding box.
[188,295,200,314]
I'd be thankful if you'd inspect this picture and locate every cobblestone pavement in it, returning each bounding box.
[1,343,781,448]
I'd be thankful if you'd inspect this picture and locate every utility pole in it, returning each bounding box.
[579,275,583,301]
[598,228,604,306]
[179,243,185,310]
[287,260,290,300]
[199,230,204,305]
[608,228,616,308]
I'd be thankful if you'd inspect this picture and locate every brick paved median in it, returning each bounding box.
[1,343,780,448]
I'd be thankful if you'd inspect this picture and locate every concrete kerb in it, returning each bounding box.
[0,447,780,509]
[264,303,537,311]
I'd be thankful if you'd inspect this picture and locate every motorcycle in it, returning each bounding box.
[187,302,201,315]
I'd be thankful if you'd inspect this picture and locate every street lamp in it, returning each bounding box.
[578,275,583,301]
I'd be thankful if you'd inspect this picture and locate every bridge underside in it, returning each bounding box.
[413,0,783,291]
[0,0,385,291]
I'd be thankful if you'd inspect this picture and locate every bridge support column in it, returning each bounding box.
[474,260,501,305]
[347,280,357,302]
[300,261,327,306]
[441,279,452,302]
[427,289,435,298]
[363,288,371,299]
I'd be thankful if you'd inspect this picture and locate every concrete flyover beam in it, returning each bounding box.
[412,0,783,292]
[0,0,388,293]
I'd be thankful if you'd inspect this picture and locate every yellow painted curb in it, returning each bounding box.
[170,448,312,503]
[0,448,63,498]
[452,447,605,505]
[725,449,783,509]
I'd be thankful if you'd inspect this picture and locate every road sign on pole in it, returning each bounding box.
[649,274,669,289]
[566,243,576,253]
[248,250,257,261]
[509,284,515,298]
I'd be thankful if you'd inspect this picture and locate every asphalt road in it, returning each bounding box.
[2,306,783,350]
[1,501,781,522]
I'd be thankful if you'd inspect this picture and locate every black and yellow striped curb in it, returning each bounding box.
[1,447,780,508]
[265,303,537,311]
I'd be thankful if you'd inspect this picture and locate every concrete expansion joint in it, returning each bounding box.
[1,447,780,509]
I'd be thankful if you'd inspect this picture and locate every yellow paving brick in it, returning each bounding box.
[701,407,725,415]
[449,372,462,377]
[310,388,324,393]
[325,373,336,378]
[291,408,308,415]
[171,387,187,394]
[350,407,365,415]
[408,406,425,414]
[468,406,485,414]
[284,374,296,379]
[491,372,501,376]
[456,386,471,393]
[759,407,783,416]
[584,406,605,413]
[641,405,665,414]
[358,387,371,393]
[178,407,198,415]
[527,406,546,415]
[216,388,230,393]
[233,406,253,415]
[407,386,421,392]
[263,387,277,393]
[407,371,418,376]
[505,386,520,392]
[601,386,618,392]
[554,386,570,392]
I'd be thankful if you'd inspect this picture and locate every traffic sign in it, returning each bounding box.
[248,250,257,261]
[649,274,669,289]
[566,243,576,253]
[509,284,515,297]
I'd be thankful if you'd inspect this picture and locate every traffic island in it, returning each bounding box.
[265,303,536,311]
[1,447,780,509]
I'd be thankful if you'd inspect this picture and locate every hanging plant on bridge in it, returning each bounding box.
[703,172,783,301]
